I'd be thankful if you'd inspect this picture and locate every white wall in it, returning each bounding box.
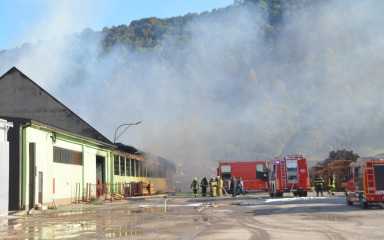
[0,141,9,217]
[0,119,12,217]
[24,126,112,207]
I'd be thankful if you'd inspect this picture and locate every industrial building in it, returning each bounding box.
[0,119,12,216]
[0,67,175,212]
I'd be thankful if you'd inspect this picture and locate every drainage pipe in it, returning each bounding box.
[20,122,32,210]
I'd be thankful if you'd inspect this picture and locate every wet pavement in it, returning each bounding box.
[0,192,383,239]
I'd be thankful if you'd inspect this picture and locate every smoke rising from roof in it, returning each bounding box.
[1,1,384,180]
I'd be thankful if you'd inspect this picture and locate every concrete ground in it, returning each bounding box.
[0,191,383,239]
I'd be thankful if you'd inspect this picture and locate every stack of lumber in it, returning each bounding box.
[311,165,325,186]
[134,182,142,196]
[312,160,352,190]
[142,182,149,195]
[148,184,155,195]
[328,160,352,189]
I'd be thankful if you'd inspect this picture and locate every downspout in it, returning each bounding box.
[82,144,85,201]
[110,150,114,184]
[21,122,32,210]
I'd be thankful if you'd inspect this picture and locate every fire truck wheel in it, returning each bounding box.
[269,192,274,197]
[346,194,353,206]
[359,195,368,209]
[302,192,307,197]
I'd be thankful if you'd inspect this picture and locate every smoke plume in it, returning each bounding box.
[1,0,384,181]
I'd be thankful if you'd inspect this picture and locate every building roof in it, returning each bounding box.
[0,67,113,145]
[0,116,116,149]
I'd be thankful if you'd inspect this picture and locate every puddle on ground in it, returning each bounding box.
[0,218,22,231]
[193,216,210,222]
[0,205,205,239]
[15,222,96,239]
[55,210,97,216]
[192,216,225,223]
[105,230,143,238]
[134,207,169,214]
[1,217,146,239]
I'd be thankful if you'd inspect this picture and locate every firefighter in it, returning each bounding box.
[230,175,236,197]
[236,176,245,196]
[216,176,223,197]
[190,177,200,197]
[328,173,336,195]
[315,175,324,197]
[209,176,217,197]
[200,176,208,196]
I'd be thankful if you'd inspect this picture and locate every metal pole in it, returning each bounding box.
[113,121,142,144]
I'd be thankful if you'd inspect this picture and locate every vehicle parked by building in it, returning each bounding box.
[345,157,384,209]
[267,154,310,197]
[218,161,268,191]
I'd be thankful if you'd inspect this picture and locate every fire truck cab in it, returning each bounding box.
[218,161,268,191]
[267,154,309,197]
[345,157,384,209]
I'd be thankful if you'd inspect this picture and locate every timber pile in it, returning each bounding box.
[134,182,143,196]
[142,182,149,195]
[148,184,155,194]
[129,182,155,196]
[311,165,325,186]
[312,160,352,190]
[328,160,352,189]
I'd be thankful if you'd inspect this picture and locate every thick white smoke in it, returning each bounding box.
[1,0,384,181]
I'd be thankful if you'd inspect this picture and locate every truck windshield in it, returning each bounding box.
[221,165,231,180]
[256,164,267,180]
[286,160,298,183]
[374,164,384,190]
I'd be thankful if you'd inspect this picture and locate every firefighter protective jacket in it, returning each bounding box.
[209,178,217,187]
[315,177,324,187]
[201,177,208,187]
[191,180,200,189]
[328,175,335,187]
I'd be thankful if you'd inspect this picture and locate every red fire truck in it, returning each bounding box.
[218,161,268,191]
[267,154,310,197]
[345,157,384,209]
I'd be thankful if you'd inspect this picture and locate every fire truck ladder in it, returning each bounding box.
[281,159,287,188]
[366,162,376,194]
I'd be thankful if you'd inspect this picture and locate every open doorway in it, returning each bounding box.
[96,156,105,184]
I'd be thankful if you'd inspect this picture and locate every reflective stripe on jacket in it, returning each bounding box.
[315,177,324,186]
[191,180,200,189]
[328,176,335,187]
[201,178,208,187]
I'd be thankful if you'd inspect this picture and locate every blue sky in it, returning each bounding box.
[0,0,233,50]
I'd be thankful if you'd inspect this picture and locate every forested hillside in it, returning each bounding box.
[1,0,384,170]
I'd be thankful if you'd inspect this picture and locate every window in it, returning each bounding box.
[341,174,349,182]
[160,166,166,178]
[268,163,276,180]
[53,147,82,165]
[131,160,136,177]
[126,158,131,176]
[221,165,231,180]
[148,164,153,178]
[114,155,119,175]
[144,162,149,177]
[135,160,139,177]
[120,157,125,176]
[374,165,384,190]
[140,162,147,177]
[355,167,363,190]
[256,164,267,180]
[286,160,298,183]
[139,161,143,177]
